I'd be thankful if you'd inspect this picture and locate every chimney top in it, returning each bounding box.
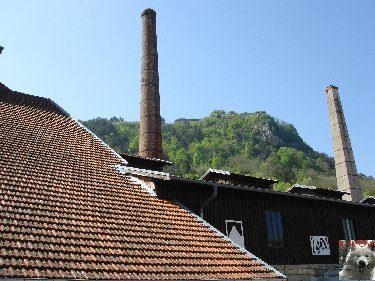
[141,8,156,17]
[325,85,339,92]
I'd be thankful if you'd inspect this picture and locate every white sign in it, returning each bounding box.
[225,220,244,248]
[310,236,330,255]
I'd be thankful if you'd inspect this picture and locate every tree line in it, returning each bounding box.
[81,110,374,195]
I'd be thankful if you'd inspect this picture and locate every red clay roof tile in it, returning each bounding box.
[0,82,284,280]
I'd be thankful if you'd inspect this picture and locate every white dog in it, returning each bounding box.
[340,243,375,280]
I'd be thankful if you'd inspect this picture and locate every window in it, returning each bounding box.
[265,210,285,246]
[342,219,356,240]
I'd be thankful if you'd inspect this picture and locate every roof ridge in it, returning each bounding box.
[75,119,129,165]
[0,82,69,117]
[120,153,172,164]
[0,82,126,165]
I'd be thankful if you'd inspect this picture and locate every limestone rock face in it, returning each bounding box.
[254,122,284,146]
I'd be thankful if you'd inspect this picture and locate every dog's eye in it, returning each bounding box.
[366,254,369,257]
[357,255,360,257]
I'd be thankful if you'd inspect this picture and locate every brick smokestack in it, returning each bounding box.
[139,9,162,159]
[325,85,363,202]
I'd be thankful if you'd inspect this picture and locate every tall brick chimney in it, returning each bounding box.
[139,9,163,159]
[325,85,363,202]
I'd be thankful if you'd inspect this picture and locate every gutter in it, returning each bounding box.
[199,183,217,218]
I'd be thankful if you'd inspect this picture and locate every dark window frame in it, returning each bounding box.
[342,218,356,240]
[265,210,285,247]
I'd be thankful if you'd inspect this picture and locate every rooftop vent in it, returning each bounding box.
[120,153,172,172]
[200,168,277,189]
[360,196,375,205]
[287,184,348,200]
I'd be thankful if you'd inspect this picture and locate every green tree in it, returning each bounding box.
[80,111,375,194]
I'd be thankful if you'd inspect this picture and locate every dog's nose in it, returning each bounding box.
[358,260,367,268]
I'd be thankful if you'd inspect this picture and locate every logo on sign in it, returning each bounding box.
[310,236,330,255]
[225,220,244,248]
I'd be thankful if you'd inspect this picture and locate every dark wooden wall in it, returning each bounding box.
[156,179,375,265]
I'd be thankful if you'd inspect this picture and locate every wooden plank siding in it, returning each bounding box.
[155,178,375,265]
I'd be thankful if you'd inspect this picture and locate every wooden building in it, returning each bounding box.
[153,169,375,266]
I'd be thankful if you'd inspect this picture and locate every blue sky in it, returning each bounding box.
[1,0,375,177]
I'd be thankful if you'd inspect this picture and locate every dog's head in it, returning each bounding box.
[346,243,375,274]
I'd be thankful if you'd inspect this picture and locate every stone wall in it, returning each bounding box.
[273,264,341,281]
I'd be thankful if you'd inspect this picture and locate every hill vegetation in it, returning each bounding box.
[80,110,375,195]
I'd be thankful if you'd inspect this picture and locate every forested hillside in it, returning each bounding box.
[80,110,375,195]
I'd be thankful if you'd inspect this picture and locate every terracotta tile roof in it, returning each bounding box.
[0,82,285,280]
